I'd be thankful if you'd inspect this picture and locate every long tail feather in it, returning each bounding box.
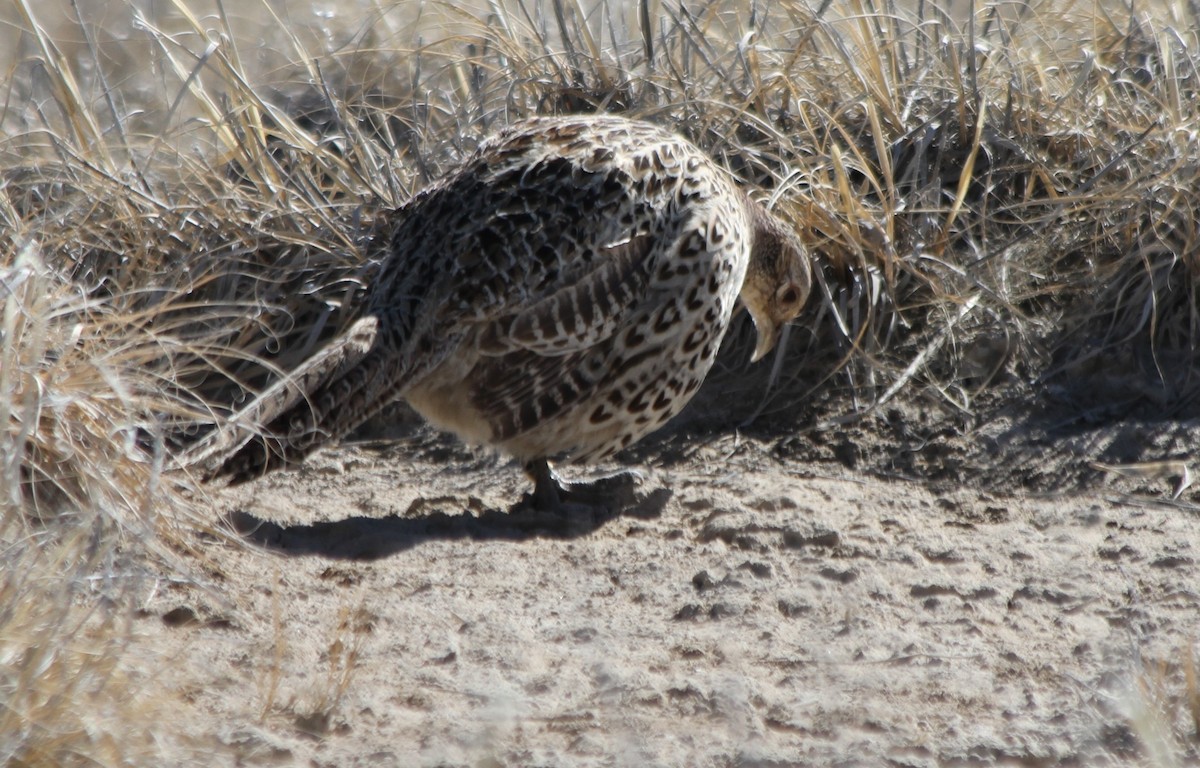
[174,316,384,480]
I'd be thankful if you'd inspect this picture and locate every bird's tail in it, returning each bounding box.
[174,316,400,483]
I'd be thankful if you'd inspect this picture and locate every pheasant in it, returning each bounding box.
[201,115,812,511]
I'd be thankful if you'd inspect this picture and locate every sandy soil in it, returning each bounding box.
[129,382,1200,767]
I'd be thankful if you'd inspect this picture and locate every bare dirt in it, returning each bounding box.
[128,361,1200,767]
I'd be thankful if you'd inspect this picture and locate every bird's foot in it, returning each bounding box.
[523,459,643,515]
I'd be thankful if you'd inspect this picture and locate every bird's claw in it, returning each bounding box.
[524,459,643,514]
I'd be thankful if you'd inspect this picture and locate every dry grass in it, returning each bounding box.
[1131,646,1200,766]
[0,242,206,764]
[2,0,1199,761]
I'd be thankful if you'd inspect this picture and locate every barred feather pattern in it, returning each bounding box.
[209,115,810,483]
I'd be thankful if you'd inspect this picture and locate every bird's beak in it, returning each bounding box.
[750,322,780,363]
[745,300,782,363]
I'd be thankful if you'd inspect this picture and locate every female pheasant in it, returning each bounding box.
[205,115,812,511]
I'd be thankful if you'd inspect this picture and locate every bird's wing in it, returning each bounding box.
[376,144,676,359]
[474,231,658,356]
[462,222,694,445]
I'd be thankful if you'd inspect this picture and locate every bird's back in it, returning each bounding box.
[390,116,756,463]
[207,115,765,481]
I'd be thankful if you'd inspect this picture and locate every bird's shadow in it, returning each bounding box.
[223,488,672,560]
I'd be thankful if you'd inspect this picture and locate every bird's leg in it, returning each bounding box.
[523,458,642,513]
[526,458,566,511]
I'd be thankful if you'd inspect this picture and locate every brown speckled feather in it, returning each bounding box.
[200,115,812,484]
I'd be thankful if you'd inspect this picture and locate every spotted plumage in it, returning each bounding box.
[202,115,812,509]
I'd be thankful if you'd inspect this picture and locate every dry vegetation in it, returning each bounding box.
[2,0,1199,763]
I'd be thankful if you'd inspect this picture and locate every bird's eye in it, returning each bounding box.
[777,283,801,307]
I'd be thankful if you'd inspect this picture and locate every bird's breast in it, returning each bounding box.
[403,347,499,447]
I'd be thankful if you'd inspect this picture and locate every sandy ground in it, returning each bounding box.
[129,388,1200,767]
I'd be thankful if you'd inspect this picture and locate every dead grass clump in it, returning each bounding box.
[2,244,161,531]
[11,0,1200,434]
[0,243,206,762]
[1129,645,1200,765]
[0,536,172,768]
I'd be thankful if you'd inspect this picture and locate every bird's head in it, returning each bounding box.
[740,201,812,363]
